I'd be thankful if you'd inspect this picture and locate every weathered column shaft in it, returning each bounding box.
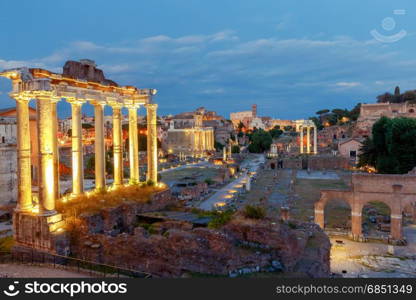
[300,126,304,154]
[314,203,324,228]
[70,102,84,195]
[313,126,318,154]
[51,101,60,199]
[306,126,311,154]
[112,106,123,186]
[94,104,106,190]
[146,104,158,183]
[128,107,139,183]
[15,97,32,212]
[351,213,362,240]
[390,215,403,240]
[37,94,57,214]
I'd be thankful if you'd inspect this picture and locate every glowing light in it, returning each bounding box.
[214,201,227,207]
[224,195,233,199]
[228,189,237,194]
[31,205,39,214]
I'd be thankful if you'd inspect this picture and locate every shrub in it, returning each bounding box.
[204,178,215,185]
[243,205,266,219]
[207,210,234,229]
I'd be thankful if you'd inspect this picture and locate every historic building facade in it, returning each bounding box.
[166,115,215,156]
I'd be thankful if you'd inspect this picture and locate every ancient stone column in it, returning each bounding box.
[13,95,33,212]
[146,104,158,184]
[94,103,106,190]
[306,126,311,154]
[314,202,324,228]
[313,126,318,154]
[351,211,362,241]
[51,99,60,200]
[112,104,123,187]
[300,126,304,154]
[69,100,84,195]
[36,92,57,215]
[390,214,403,241]
[128,106,139,184]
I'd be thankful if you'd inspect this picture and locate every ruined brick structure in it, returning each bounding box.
[315,173,416,243]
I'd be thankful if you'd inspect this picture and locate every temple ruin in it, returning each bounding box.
[0,60,160,254]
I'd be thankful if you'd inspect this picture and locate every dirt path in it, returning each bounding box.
[0,264,93,278]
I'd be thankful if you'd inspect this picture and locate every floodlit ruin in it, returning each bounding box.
[0,60,160,254]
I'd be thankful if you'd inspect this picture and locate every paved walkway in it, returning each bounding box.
[330,225,416,277]
[198,154,265,210]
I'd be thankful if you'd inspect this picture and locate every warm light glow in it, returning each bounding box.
[214,201,227,207]
[224,195,233,199]
[31,205,39,214]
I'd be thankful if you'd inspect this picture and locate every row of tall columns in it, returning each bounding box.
[13,93,160,216]
[192,129,214,152]
[299,125,317,154]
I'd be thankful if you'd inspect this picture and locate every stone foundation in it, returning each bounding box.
[13,211,69,255]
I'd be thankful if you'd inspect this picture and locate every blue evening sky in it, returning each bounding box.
[1,0,416,119]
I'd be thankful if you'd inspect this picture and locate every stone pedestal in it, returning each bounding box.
[12,211,68,255]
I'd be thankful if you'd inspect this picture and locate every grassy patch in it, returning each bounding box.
[207,210,235,229]
[57,185,163,217]
[243,205,266,219]
[292,178,349,224]
[0,236,14,253]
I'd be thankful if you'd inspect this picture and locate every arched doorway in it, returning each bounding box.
[324,198,351,232]
[361,201,391,239]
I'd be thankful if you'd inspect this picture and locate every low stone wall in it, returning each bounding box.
[70,214,331,278]
[280,156,350,170]
[79,188,175,235]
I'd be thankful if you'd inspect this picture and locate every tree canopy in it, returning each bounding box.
[248,129,272,153]
[358,116,416,174]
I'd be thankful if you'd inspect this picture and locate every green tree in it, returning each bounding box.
[358,117,416,173]
[316,109,330,115]
[231,145,240,153]
[268,126,283,139]
[248,129,272,153]
[214,141,224,151]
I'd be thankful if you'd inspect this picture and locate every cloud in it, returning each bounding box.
[334,82,362,88]
[1,30,414,119]
[200,88,225,95]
